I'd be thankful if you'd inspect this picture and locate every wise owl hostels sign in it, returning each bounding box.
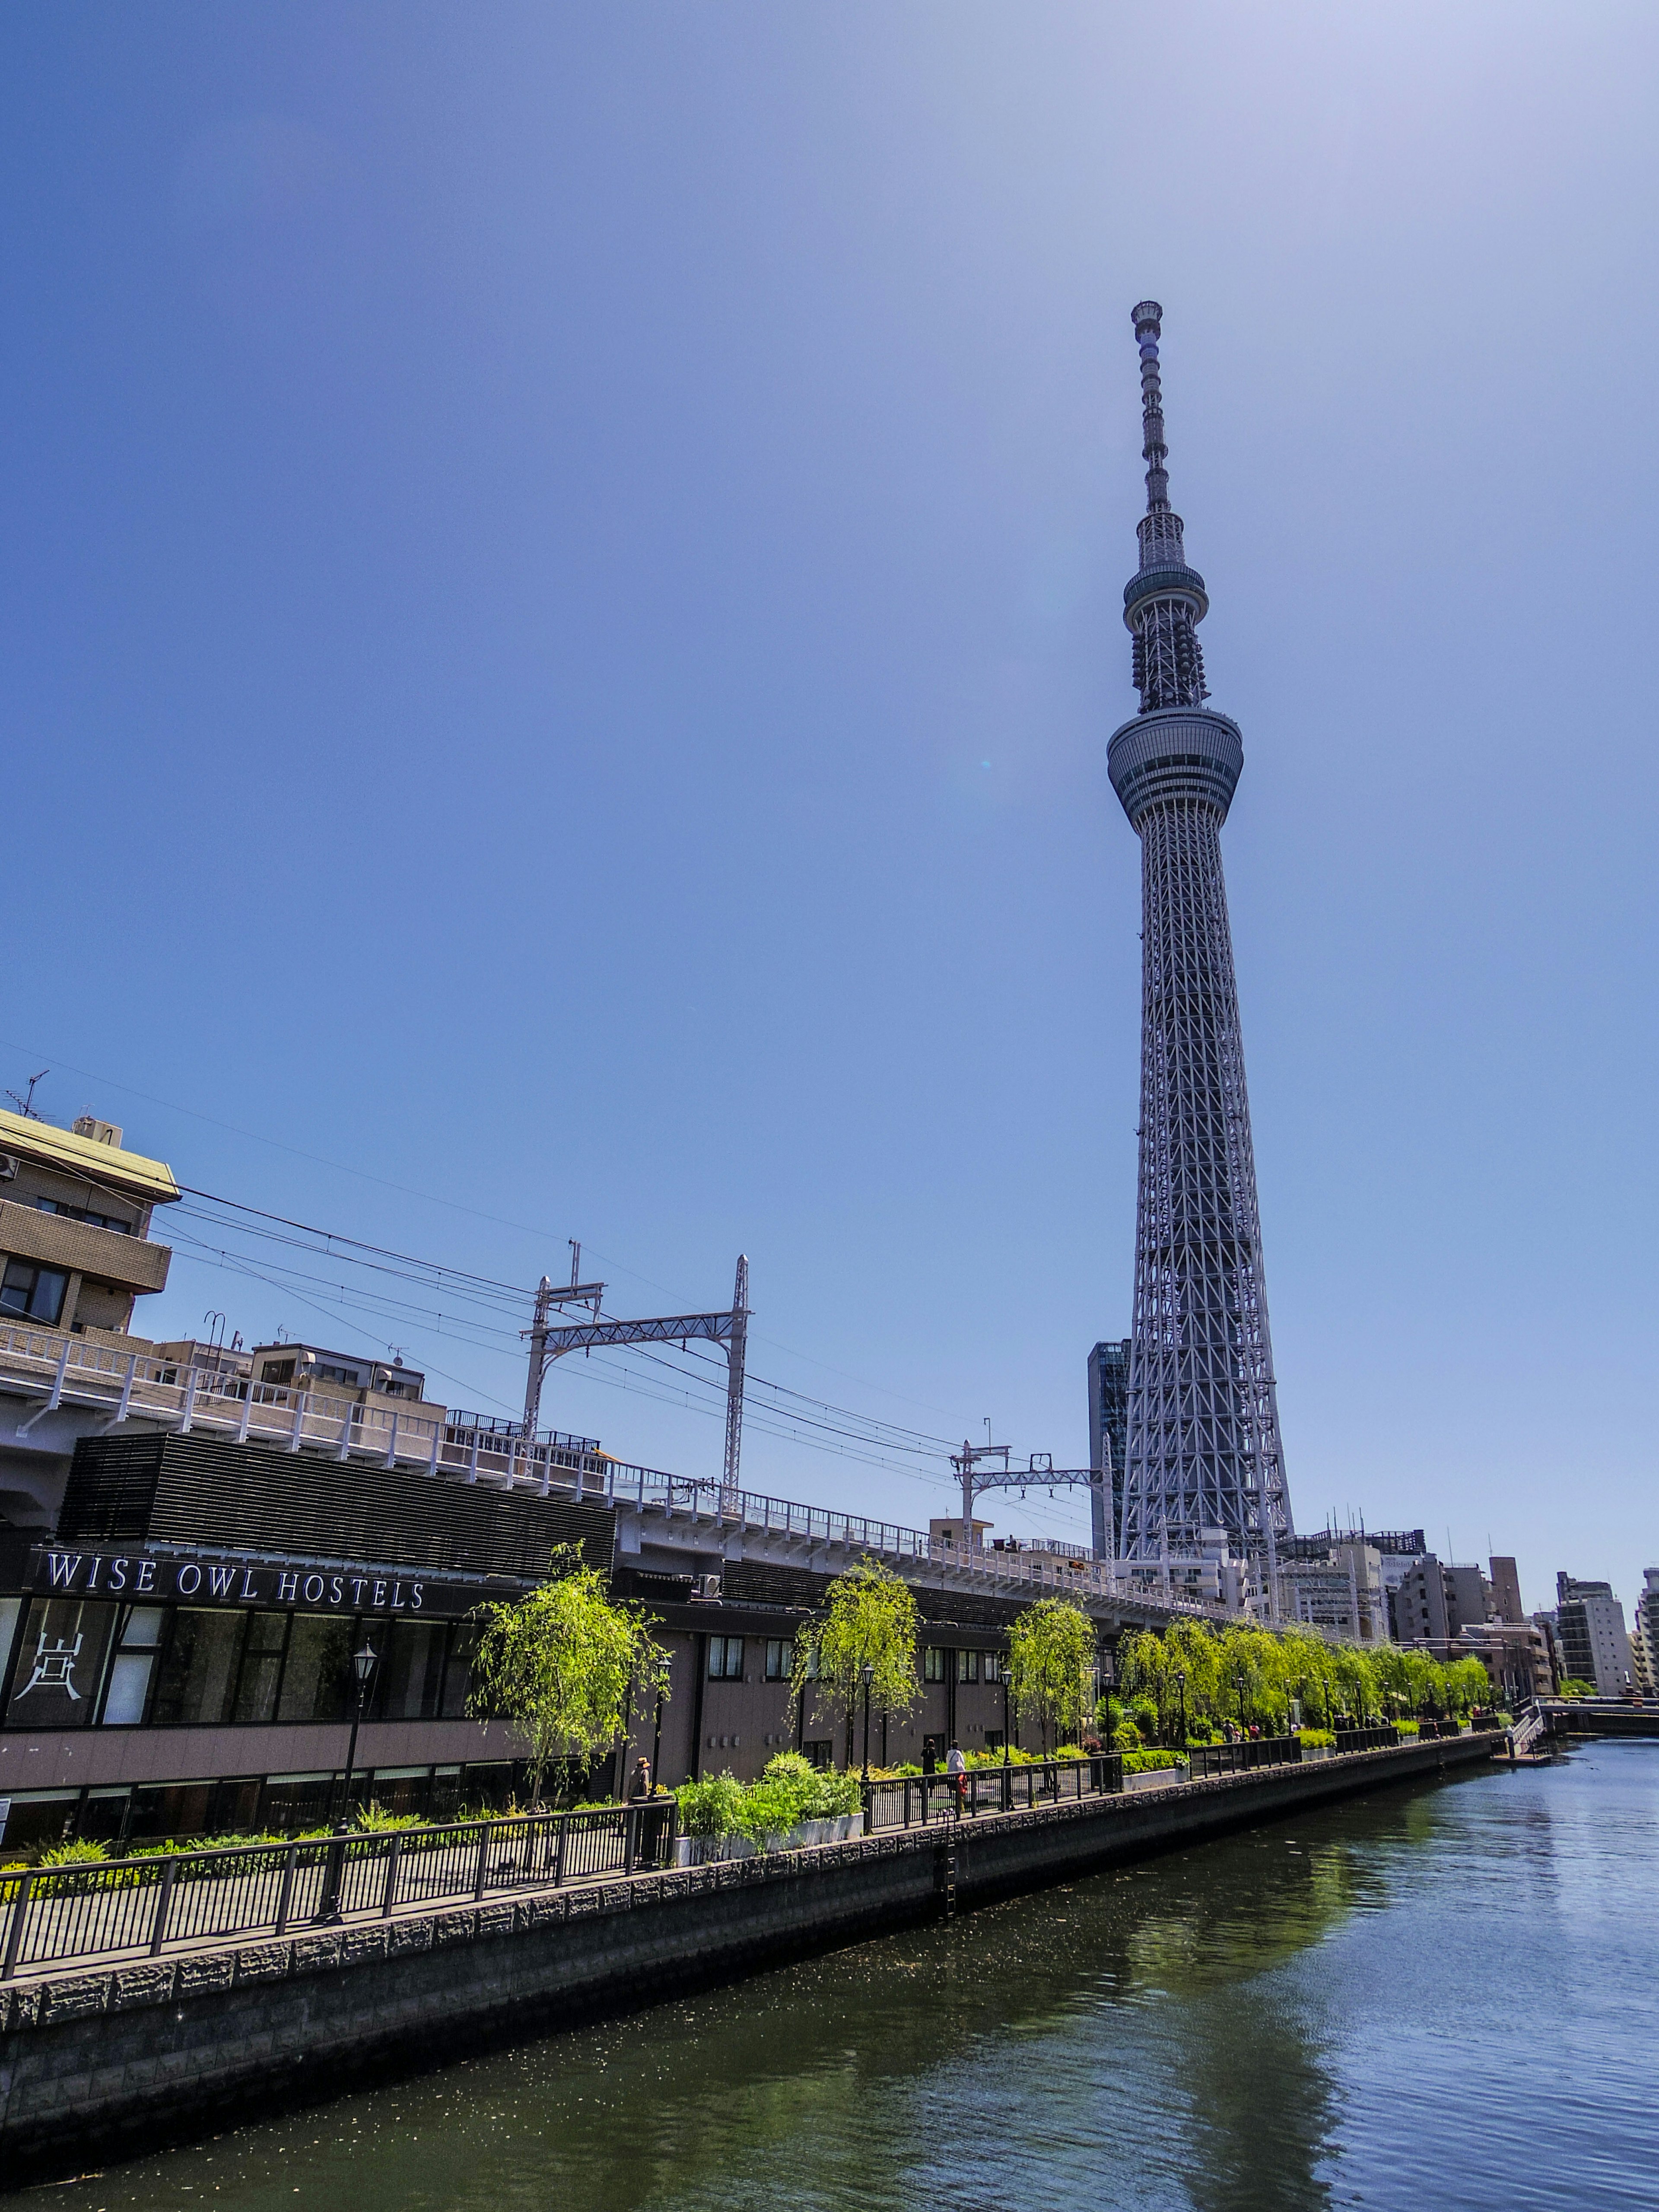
[25,1546,521,1619]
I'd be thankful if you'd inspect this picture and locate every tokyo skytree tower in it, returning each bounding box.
[1107,302,1293,1576]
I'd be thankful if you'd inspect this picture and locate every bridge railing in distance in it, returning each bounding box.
[1189,1735,1304,1777]
[861,1754,1123,1832]
[0,1799,676,1984]
[1334,1725,1403,1754]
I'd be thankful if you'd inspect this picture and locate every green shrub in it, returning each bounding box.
[353,1803,423,1831]
[674,1772,744,1840]
[39,1838,109,1866]
[1122,1749,1187,1772]
[800,1767,861,1818]
[1297,1728,1336,1748]
[732,1780,804,1846]
[1112,1721,1141,1751]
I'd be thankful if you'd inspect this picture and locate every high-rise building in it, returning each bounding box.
[1555,1573,1634,1697]
[1108,303,1292,1578]
[1633,1569,1659,1701]
[1488,1555,1526,1626]
[1086,1338,1130,1558]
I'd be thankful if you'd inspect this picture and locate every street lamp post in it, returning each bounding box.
[316,1635,379,1925]
[1235,1668,1248,1736]
[860,1661,874,1782]
[1176,1669,1188,1751]
[339,1636,379,1825]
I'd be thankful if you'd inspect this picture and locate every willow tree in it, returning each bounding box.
[469,1546,671,1807]
[790,1556,920,1765]
[1008,1597,1097,1754]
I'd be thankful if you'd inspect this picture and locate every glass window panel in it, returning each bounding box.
[440,1625,474,1719]
[4,1599,118,1729]
[376,1622,448,1720]
[233,1612,290,1724]
[149,1610,247,1727]
[121,1606,167,1649]
[102,1651,154,1726]
[276,1615,354,1725]
[0,1261,69,1324]
[958,1649,979,1683]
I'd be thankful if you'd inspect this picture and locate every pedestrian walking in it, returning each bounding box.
[945,1739,967,1817]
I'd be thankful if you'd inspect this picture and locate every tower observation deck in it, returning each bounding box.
[1107,301,1293,1586]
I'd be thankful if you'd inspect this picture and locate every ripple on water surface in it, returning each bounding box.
[18,1743,1659,2212]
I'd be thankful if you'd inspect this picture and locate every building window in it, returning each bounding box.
[375,1621,449,1720]
[924,1646,945,1683]
[34,1199,130,1233]
[0,1260,70,1325]
[100,1605,167,1726]
[802,1740,833,1770]
[957,1649,980,1684]
[150,1609,248,1728]
[984,1652,1004,1683]
[276,1615,354,1724]
[5,1599,118,1728]
[764,1638,793,1681]
[232,1611,290,1725]
[707,1635,745,1681]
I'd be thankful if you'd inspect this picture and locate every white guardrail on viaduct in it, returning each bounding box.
[0,1319,1221,1625]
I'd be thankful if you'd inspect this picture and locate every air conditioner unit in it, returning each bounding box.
[691,1573,723,1602]
[0,1154,18,1182]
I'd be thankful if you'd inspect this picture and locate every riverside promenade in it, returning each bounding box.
[0,1731,1495,2174]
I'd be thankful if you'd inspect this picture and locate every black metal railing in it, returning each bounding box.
[1333,1724,1402,1754]
[0,1798,676,1983]
[1189,1735,1303,1777]
[861,1754,1122,1831]
[1408,1719,1462,1742]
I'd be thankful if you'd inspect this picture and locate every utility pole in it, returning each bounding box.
[721,1254,749,1509]
[521,1240,606,1437]
[950,1437,1011,1550]
[522,1253,753,1492]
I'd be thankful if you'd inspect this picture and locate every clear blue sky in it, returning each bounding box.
[4,5,1655,1618]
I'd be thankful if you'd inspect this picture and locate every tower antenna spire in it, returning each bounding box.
[1108,300,1293,1609]
[1132,299,1171,515]
[1123,302,1209,710]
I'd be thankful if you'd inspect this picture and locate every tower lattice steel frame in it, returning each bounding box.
[1107,302,1293,1585]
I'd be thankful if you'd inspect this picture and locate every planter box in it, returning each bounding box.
[674,1813,857,1867]
[1300,1744,1337,1762]
[1122,1763,1189,1791]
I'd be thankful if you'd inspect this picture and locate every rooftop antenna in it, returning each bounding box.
[4,1069,48,1119]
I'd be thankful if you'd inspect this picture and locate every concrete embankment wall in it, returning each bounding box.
[0,1734,1493,2173]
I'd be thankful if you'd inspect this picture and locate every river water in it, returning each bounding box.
[19,1742,1658,2212]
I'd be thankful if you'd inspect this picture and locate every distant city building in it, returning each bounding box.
[0,1108,179,1343]
[1555,1573,1634,1696]
[1455,1619,1554,1707]
[1388,1554,1491,1648]
[1275,1537,1387,1644]
[1633,1570,1659,1702]
[1086,1339,1130,1559]
[1487,1556,1526,1627]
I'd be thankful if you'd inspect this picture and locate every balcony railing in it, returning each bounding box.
[0,1799,677,1983]
[862,1753,1123,1829]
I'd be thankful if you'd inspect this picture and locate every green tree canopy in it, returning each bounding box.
[790,1556,921,1755]
[469,1546,671,1806]
[1008,1596,1097,1753]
